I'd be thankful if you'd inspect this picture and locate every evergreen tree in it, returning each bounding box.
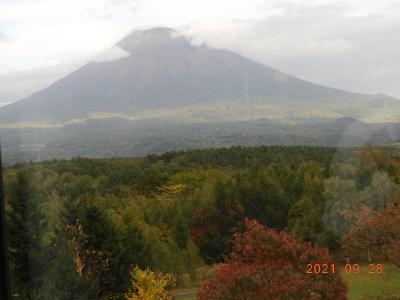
[7,168,45,298]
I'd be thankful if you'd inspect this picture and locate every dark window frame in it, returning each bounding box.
[0,147,11,300]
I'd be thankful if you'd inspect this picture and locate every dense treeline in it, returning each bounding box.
[4,145,400,299]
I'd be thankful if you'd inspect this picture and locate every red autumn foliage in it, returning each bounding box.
[197,219,347,300]
[343,206,400,268]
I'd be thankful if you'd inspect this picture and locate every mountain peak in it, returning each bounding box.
[118,27,185,52]
[142,27,176,35]
[1,26,400,126]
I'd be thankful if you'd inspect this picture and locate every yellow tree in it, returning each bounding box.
[125,267,175,300]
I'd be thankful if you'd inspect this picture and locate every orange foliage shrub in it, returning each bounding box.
[198,219,347,300]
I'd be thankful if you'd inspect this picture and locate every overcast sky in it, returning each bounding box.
[0,0,400,105]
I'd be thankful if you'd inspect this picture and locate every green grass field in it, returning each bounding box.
[171,265,400,300]
[343,264,400,300]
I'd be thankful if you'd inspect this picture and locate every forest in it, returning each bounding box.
[4,145,400,299]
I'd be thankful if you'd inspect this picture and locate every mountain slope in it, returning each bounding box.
[0,27,399,126]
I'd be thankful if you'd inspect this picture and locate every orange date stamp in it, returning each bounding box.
[306,263,384,274]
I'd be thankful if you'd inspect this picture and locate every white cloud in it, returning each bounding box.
[0,0,139,72]
[0,0,400,104]
[178,8,400,97]
[0,32,7,41]
[92,45,130,63]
